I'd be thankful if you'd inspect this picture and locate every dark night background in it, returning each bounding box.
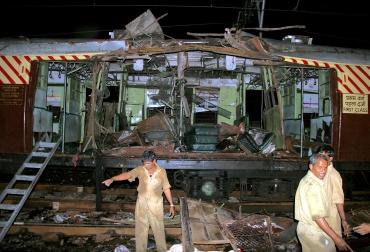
[1,0,369,49]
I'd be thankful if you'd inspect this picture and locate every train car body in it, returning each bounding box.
[0,34,369,200]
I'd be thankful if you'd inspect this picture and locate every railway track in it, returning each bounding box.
[1,183,370,251]
[8,223,182,238]
[1,183,369,213]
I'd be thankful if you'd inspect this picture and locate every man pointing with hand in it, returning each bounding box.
[102,150,175,252]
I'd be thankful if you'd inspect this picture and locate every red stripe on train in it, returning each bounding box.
[337,77,353,93]
[346,65,370,91]
[12,56,22,65]
[347,76,364,94]
[24,56,32,63]
[355,66,370,80]
[0,56,27,84]
[335,64,344,72]
[0,65,16,84]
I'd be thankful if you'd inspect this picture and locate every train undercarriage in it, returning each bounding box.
[2,152,369,202]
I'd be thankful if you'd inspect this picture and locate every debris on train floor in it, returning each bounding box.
[102,111,280,156]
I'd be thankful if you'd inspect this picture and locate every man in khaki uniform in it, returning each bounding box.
[295,153,352,251]
[318,145,350,237]
[102,150,175,252]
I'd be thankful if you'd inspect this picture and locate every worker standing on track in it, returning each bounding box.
[294,153,352,251]
[102,150,175,252]
[317,144,351,237]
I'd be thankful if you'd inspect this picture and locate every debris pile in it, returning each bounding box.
[221,214,299,251]
[78,9,289,158]
[17,208,179,227]
[185,124,219,152]
[102,111,277,156]
[0,231,137,252]
[238,128,275,155]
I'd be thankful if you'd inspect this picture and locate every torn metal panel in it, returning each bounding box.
[263,36,370,65]
[98,44,283,62]
[135,112,177,140]
[224,29,270,56]
[114,112,178,147]
[218,122,245,140]
[0,39,127,55]
[237,128,276,155]
[124,9,164,40]
[165,51,255,69]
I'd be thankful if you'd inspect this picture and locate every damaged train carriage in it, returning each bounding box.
[0,34,369,200]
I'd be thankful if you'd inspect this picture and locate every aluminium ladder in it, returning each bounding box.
[0,137,61,241]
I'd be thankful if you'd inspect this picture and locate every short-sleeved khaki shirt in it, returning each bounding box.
[324,163,344,236]
[127,163,171,198]
[295,170,329,230]
[324,163,344,204]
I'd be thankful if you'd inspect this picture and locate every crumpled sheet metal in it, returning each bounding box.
[116,112,178,147]
[220,214,294,251]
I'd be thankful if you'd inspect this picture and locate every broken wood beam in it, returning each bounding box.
[180,197,194,252]
[193,239,230,245]
[242,25,305,31]
[187,32,224,37]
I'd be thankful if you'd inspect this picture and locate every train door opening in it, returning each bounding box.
[33,62,53,142]
[245,90,263,128]
[192,88,219,124]
[38,61,88,151]
[280,67,332,155]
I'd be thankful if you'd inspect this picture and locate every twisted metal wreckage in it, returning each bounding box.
[1,9,369,202]
[86,27,285,156]
[0,9,370,249]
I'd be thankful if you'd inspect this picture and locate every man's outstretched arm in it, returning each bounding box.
[102,172,131,187]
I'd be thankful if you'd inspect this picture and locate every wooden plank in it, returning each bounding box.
[193,239,231,251]
[180,197,194,252]
[190,222,209,241]
[187,199,229,245]
[187,199,232,251]
[199,202,224,241]
[193,239,230,245]
[188,200,208,242]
